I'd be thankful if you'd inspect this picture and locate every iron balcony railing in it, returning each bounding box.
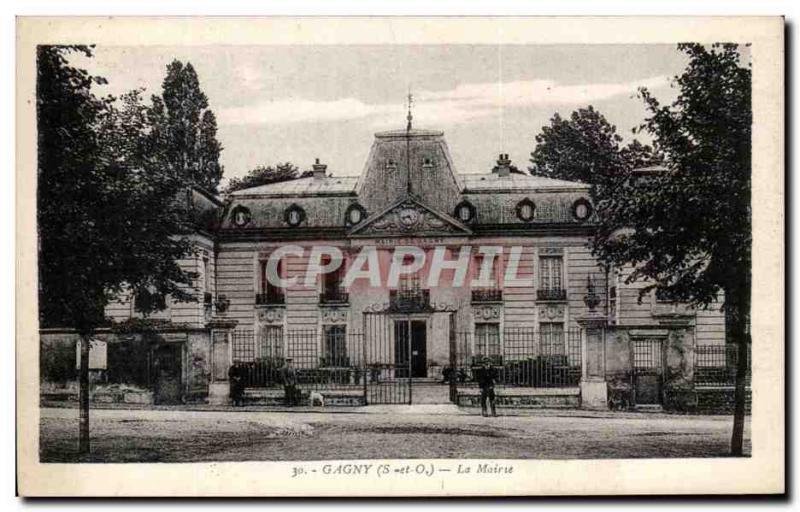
[389,289,431,312]
[536,288,567,302]
[319,288,349,305]
[471,288,503,303]
[255,291,285,306]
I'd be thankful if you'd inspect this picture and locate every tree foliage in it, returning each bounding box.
[529,106,655,184]
[225,162,310,194]
[591,43,751,310]
[151,60,224,193]
[590,43,751,455]
[37,46,196,335]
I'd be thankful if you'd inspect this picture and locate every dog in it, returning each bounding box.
[309,391,325,407]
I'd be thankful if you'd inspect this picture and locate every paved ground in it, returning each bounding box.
[39,406,751,462]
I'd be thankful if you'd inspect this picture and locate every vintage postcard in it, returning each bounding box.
[16,16,784,496]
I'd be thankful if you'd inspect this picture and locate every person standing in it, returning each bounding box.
[475,357,498,417]
[280,357,299,406]
[228,364,245,407]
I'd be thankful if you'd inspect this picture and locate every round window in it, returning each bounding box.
[231,206,251,227]
[454,201,475,223]
[345,204,366,226]
[284,205,306,227]
[572,198,593,222]
[515,199,536,222]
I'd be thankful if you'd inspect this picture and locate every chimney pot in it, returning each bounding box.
[312,158,327,179]
[496,153,512,177]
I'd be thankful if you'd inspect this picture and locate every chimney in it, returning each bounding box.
[496,153,512,177]
[312,158,327,179]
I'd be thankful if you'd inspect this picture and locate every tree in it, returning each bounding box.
[153,60,224,192]
[529,106,650,184]
[591,43,751,455]
[225,162,309,194]
[37,46,196,455]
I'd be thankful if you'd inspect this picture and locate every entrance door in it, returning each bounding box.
[152,344,183,404]
[632,339,663,406]
[394,320,427,378]
[410,320,427,378]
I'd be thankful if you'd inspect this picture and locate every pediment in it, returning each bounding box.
[349,196,472,237]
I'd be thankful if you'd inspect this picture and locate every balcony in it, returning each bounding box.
[389,289,431,313]
[471,288,503,303]
[319,288,349,305]
[255,291,285,306]
[536,288,567,302]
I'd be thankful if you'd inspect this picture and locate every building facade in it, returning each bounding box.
[42,127,733,410]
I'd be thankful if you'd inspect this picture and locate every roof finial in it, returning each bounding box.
[406,88,413,131]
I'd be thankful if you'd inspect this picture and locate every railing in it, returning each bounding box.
[451,327,582,388]
[389,289,431,313]
[536,288,567,301]
[694,344,751,387]
[319,289,349,305]
[255,291,285,306]
[471,288,503,303]
[231,329,365,390]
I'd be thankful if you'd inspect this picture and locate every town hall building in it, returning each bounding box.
[41,125,733,411]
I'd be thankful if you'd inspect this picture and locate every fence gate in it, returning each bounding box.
[363,312,412,404]
[632,338,663,405]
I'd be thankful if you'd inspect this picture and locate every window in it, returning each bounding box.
[540,322,565,355]
[454,201,475,223]
[345,204,366,226]
[258,258,285,305]
[571,198,593,222]
[284,204,306,227]
[258,326,283,360]
[323,325,348,367]
[231,206,251,227]
[320,255,348,303]
[473,253,499,287]
[398,254,421,292]
[475,323,501,357]
[539,256,563,290]
[516,198,536,222]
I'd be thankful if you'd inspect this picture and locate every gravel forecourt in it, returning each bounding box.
[39,406,751,463]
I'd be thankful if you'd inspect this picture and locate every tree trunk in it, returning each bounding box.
[79,335,90,455]
[729,302,749,456]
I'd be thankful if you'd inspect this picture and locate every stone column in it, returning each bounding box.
[578,314,609,409]
[206,318,238,405]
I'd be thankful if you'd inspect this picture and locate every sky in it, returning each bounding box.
[74,44,689,185]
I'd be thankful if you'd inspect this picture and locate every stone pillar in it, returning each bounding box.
[578,315,609,409]
[206,318,238,405]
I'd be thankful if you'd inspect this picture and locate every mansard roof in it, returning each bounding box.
[459,172,589,193]
[228,176,358,197]
[219,126,596,234]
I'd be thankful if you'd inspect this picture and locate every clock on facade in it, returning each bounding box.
[398,207,420,227]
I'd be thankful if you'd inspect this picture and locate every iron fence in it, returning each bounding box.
[231,328,365,390]
[694,344,751,387]
[230,325,583,392]
[451,327,582,388]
